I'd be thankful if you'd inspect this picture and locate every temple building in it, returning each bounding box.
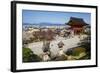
[66,17,89,34]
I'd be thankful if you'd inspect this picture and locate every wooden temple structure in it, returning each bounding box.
[67,17,88,34]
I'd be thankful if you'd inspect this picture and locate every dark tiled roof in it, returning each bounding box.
[67,17,88,26]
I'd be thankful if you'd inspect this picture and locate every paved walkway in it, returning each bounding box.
[27,35,87,57]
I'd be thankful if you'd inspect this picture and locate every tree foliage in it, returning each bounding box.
[23,48,42,62]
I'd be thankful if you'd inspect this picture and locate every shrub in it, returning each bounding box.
[79,35,91,58]
[23,48,42,62]
[72,47,86,56]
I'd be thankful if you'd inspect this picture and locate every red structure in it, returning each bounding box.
[67,17,88,34]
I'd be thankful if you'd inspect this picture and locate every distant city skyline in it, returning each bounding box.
[22,10,91,25]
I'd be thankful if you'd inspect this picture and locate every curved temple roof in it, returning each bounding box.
[67,17,89,26]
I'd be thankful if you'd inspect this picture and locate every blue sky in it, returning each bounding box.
[22,10,91,25]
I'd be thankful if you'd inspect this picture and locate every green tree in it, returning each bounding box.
[23,48,42,62]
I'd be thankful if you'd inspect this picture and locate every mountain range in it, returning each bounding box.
[23,22,67,26]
